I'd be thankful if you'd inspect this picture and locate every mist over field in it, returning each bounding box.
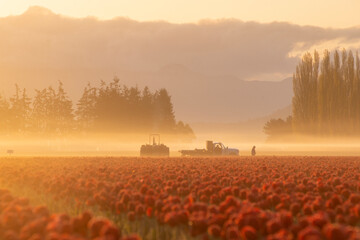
[1,7,360,156]
[1,3,360,240]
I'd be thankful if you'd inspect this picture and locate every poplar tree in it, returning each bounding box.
[292,51,319,134]
[292,49,360,137]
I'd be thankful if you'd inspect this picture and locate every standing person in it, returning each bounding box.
[251,146,256,156]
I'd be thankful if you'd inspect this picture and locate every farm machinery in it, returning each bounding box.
[179,140,239,156]
[140,134,170,157]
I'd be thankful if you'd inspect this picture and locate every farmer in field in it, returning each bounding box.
[251,146,256,156]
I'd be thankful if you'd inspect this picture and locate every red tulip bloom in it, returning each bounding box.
[207,224,221,238]
[240,226,257,240]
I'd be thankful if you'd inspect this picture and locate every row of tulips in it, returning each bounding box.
[0,188,140,240]
[0,156,359,239]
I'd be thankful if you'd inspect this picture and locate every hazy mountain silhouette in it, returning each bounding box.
[22,6,55,16]
[191,104,292,141]
[1,6,360,122]
[106,66,294,121]
[144,66,293,122]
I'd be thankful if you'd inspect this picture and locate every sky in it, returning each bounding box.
[0,0,360,28]
[1,0,360,122]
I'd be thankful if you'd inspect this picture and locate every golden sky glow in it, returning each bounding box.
[0,0,359,28]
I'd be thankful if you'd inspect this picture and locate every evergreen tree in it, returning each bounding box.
[126,86,141,128]
[76,83,97,131]
[9,85,31,133]
[176,121,194,136]
[0,79,194,138]
[31,89,48,133]
[140,87,154,130]
[31,82,74,135]
[153,88,176,132]
[264,116,292,141]
[55,81,74,134]
[0,95,10,134]
[94,78,125,131]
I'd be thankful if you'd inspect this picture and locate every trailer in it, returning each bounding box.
[179,140,239,156]
[140,134,170,157]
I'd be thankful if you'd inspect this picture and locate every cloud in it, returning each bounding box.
[1,7,360,122]
[2,7,360,82]
[289,37,360,58]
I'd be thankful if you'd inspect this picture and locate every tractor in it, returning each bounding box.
[140,134,170,157]
[179,140,239,156]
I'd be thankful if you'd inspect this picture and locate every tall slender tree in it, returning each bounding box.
[292,49,360,137]
[292,51,319,134]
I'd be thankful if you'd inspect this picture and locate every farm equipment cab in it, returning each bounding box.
[140,134,170,157]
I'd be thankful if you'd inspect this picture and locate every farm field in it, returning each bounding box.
[0,156,359,240]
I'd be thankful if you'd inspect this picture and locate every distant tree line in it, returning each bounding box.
[264,49,360,140]
[0,79,194,138]
[263,116,292,141]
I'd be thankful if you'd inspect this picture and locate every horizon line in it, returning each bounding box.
[1,5,359,30]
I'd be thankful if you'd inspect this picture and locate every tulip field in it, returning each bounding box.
[0,156,359,240]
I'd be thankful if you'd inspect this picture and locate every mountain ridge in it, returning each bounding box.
[7,6,357,122]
